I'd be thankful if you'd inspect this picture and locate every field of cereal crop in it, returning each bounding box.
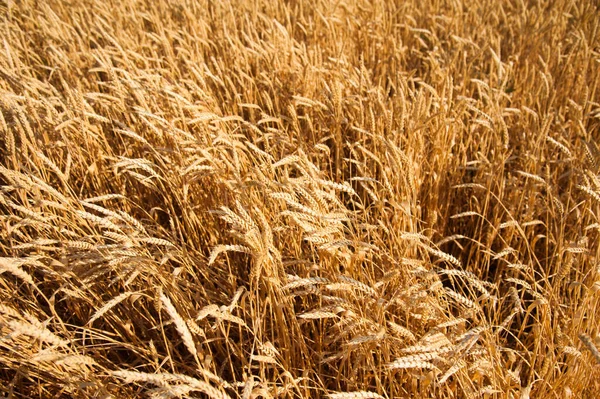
[1,0,599,397]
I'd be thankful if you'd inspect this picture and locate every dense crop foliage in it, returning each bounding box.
[1,0,599,397]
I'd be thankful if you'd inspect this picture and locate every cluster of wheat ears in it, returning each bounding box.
[0,0,599,398]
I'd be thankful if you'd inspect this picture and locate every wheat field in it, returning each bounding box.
[0,0,599,397]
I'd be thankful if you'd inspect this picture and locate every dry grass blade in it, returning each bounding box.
[387,357,438,370]
[159,292,198,360]
[327,392,384,399]
[111,370,231,399]
[579,334,600,364]
[88,291,136,325]
[0,257,36,287]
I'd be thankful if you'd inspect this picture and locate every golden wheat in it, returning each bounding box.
[1,0,599,397]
